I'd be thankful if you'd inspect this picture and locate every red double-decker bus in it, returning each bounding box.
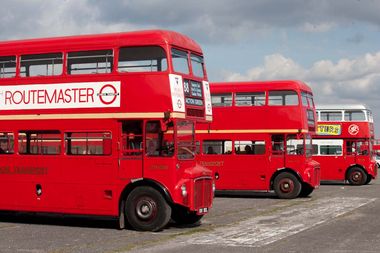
[313,104,377,185]
[0,30,214,231]
[196,80,320,199]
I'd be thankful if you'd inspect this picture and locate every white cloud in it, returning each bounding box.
[301,22,335,33]
[225,52,380,94]
[224,51,380,133]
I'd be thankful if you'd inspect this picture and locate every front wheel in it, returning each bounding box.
[365,176,372,185]
[347,167,367,185]
[273,172,302,199]
[125,186,171,231]
[171,205,203,225]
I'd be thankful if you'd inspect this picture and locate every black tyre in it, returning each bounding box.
[171,205,203,225]
[365,176,372,185]
[273,172,302,199]
[347,167,367,185]
[125,186,171,232]
[298,183,314,198]
[117,200,126,230]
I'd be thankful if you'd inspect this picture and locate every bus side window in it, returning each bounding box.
[346,141,355,155]
[0,56,17,78]
[121,120,143,156]
[19,131,61,155]
[235,140,266,155]
[67,49,113,75]
[271,135,284,154]
[0,132,14,154]
[118,46,167,72]
[65,132,111,155]
[202,140,232,155]
[20,53,63,77]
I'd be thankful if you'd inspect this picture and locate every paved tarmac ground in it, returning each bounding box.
[0,179,379,253]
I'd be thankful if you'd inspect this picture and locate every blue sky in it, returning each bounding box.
[1,0,380,135]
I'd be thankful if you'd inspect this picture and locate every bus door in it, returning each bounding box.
[119,120,143,180]
[345,140,358,167]
[270,134,286,172]
[285,134,305,172]
[143,120,175,180]
[347,139,370,166]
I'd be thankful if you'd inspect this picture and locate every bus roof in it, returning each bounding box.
[0,30,203,55]
[210,80,313,93]
[316,104,370,111]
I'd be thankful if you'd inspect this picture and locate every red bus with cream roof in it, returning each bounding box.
[0,30,213,231]
[313,104,377,185]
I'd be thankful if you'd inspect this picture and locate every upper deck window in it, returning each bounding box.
[0,56,16,78]
[268,90,298,106]
[190,54,204,78]
[366,110,373,122]
[307,109,315,127]
[171,48,189,74]
[211,93,232,107]
[20,53,63,77]
[320,111,342,121]
[344,110,366,121]
[301,92,314,107]
[118,46,167,72]
[235,92,265,106]
[68,49,113,75]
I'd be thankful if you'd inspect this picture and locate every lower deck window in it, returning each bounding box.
[202,140,232,155]
[235,140,265,155]
[65,132,112,155]
[320,145,342,155]
[0,132,14,154]
[19,131,61,155]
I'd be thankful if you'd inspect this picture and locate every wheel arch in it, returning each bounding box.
[118,179,173,213]
[270,168,302,190]
[345,164,368,180]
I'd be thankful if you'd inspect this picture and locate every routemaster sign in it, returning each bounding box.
[0,81,120,110]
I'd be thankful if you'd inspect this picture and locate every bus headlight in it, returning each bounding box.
[181,184,188,197]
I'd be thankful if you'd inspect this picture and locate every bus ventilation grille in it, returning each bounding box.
[194,177,213,210]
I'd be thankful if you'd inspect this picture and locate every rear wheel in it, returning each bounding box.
[347,167,367,185]
[299,183,314,198]
[125,186,171,231]
[273,172,301,199]
[171,205,203,225]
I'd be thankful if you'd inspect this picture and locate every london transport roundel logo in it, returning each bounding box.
[177,99,182,109]
[97,84,119,105]
[348,124,360,135]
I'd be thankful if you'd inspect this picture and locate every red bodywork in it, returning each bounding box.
[313,119,377,182]
[0,30,213,217]
[196,80,320,193]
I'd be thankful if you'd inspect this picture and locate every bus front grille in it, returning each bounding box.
[193,177,213,211]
